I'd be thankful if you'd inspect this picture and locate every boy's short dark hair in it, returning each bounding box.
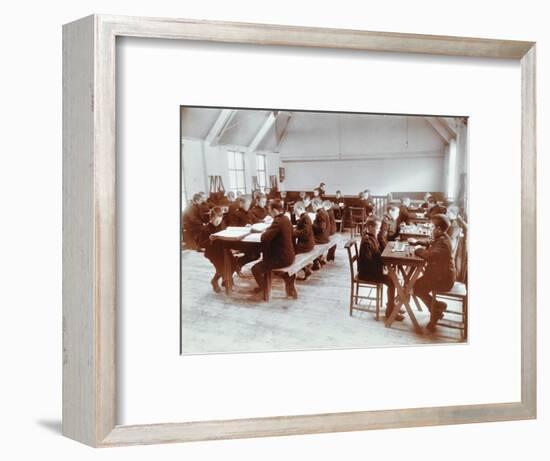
[209,207,223,219]
[365,216,380,228]
[192,193,202,202]
[386,204,399,213]
[431,213,451,231]
[269,199,284,212]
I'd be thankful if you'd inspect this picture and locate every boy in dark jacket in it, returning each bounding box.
[312,198,330,244]
[360,190,375,216]
[323,200,337,261]
[293,202,315,253]
[396,196,411,229]
[292,201,314,280]
[333,190,345,221]
[182,193,206,249]
[198,207,235,293]
[251,199,297,298]
[357,217,398,320]
[311,198,330,270]
[250,193,268,221]
[225,195,261,271]
[413,213,457,331]
[225,195,259,226]
[378,204,400,248]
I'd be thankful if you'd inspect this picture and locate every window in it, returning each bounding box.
[227,150,246,194]
[256,153,267,190]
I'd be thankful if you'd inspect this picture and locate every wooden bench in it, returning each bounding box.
[263,236,338,301]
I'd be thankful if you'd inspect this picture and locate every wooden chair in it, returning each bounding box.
[431,238,468,339]
[348,207,367,238]
[344,238,382,320]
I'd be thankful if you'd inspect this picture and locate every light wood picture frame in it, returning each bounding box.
[62,14,537,447]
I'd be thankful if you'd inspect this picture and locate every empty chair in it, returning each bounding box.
[344,238,382,320]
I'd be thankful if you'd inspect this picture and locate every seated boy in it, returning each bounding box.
[378,204,400,248]
[198,192,212,221]
[357,217,399,320]
[303,195,313,213]
[225,195,259,226]
[333,190,345,221]
[292,201,315,280]
[421,192,436,210]
[311,198,330,270]
[427,200,448,218]
[396,196,411,228]
[251,199,297,298]
[250,193,268,221]
[293,201,315,253]
[182,193,206,250]
[323,200,337,261]
[225,195,261,270]
[360,190,375,216]
[198,207,236,293]
[279,191,288,211]
[412,214,457,331]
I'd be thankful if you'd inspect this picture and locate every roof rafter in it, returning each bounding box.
[247,111,277,152]
[424,116,454,143]
[205,109,236,146]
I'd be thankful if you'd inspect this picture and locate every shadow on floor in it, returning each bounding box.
[37,418,62,435]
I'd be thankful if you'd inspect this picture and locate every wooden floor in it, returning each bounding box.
[181,233,464,354]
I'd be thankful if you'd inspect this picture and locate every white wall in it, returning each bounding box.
[258,112,449,195]
[282,155,445,195]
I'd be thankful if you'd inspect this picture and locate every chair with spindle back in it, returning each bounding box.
[344,238,382,320]
[348,207,367,238]
[431,234,468,339]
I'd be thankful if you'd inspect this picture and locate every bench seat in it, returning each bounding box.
[264,236,338,301]
[272,237,337,277]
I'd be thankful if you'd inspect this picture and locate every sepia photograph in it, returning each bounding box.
[180,107,468,354]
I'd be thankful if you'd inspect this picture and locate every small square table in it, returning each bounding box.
[381,241,426,332]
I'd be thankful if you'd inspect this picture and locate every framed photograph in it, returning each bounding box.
[63,15,536,447]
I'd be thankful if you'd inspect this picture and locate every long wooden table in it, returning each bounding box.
[381,241,425,332]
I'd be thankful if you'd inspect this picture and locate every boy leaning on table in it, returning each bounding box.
[357,216,399,321]
[409,213,457,332]
[198,207,237,293]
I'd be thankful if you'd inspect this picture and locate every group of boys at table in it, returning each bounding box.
[356,193,465,332]
[183,187,465,332]
[183,187,339,300]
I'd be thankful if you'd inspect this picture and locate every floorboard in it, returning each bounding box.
[181,233,464,354]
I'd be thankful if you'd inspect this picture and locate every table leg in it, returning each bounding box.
[264,271,272,301]
[403,267,423,332]
[223,248,233,295]
[385,265,422,332]
[385,266,405,326]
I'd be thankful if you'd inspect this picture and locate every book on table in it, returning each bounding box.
[211,226,251,241]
